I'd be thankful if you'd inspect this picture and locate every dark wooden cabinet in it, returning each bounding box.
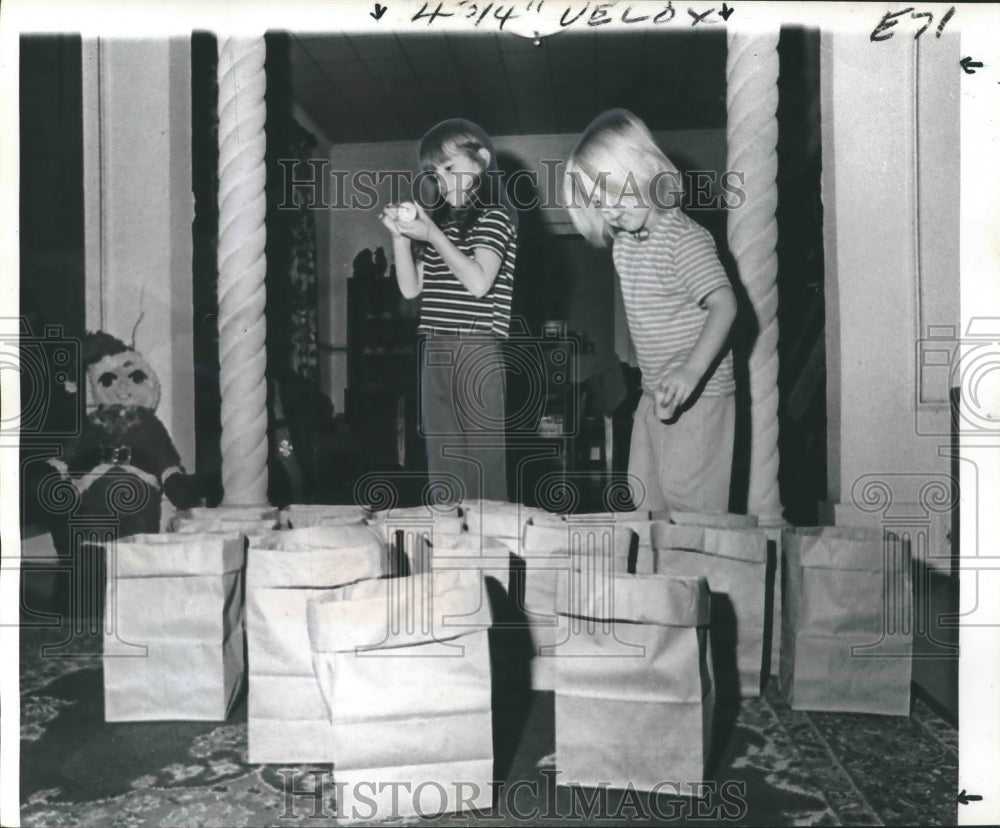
[345,266,423,474]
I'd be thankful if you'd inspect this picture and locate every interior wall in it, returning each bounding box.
[820,31,960,718]
[312,128,728,410]
[82,37,195,469]
[554,236,617,382]
[822,33,959,506]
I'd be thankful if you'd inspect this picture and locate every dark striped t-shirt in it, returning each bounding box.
[419,207,517,338]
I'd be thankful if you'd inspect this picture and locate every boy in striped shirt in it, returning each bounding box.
[565,110,738,513]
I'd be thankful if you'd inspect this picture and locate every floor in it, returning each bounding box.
[17,609,959,828]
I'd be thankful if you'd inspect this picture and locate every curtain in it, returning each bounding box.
[287,157,319,382]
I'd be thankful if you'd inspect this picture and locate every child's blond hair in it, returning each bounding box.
[563,109,683,247]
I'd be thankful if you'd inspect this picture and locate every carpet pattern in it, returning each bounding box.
[18,624,958,827]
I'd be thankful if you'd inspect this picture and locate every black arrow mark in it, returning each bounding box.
[371,3,387,21]
[957,789,983,805]
[720,3,734,20]
[960,56,983,75]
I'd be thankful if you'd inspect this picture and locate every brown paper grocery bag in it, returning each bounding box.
[426,533,514,592]
[651,522,770,697]
[367,513,465,576]
[553,573,713,791]
[245,525,389,763]
[656,511,783,678]
[170,518,279,536]
[461,499,550,553]
[542,511,657,574]
[307,569,494,820]
[657,510,760,529]
[781,526,912,715]
[519,521,637,691]
[174,505,280,522]
[169,505,280,530]
[279,503,369,528]
[370,503,461,522]
[103,532,246,721]
[169,505,283,536]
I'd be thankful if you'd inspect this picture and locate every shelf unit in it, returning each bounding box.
[345,268,422,473]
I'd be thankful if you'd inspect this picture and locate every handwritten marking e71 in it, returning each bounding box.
[870,5,956,41]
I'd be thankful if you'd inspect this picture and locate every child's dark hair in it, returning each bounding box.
[416,119,517,246]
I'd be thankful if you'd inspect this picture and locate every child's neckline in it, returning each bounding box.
[623,207,676,242]
[643,207,678,234]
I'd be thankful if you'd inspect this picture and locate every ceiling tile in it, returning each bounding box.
[409,57,460,82]
[499,48,548,71]
[644,34,695,80]
[364,106,404,131]
[294,80,337,105]
[345,34,404,61]
[292,29,729,142]
[497,32,543,53]
[452,49,504,74]
[288,44,319,67]
[397,34,447,57]
[461,78,514,99]
[361,57,416,85]
[445,33,500,55]
[291,59,326,87]
[296,34,357,63]
[415,80,469,102]
[319,61,373,86]
[547,32,597,59]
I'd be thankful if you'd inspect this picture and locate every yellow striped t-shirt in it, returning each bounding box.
[612,208,735,397]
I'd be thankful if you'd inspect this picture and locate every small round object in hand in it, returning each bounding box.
[397,202,417,222]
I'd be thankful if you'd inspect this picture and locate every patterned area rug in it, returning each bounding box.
[19,624,958,827]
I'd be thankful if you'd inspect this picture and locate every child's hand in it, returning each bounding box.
[655,366,700,420]
[392,201,435,243]
[379,205,406,239]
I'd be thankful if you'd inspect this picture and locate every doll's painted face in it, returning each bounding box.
[87,351,161,410]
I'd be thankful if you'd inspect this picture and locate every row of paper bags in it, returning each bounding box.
[103,502,914,803]
[107,500,915,718]
[460,500,912,718]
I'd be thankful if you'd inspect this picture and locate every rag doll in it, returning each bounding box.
[46,331,201,538]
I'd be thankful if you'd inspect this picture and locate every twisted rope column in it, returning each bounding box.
[726,31,784,524]
[217,36,268,505]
